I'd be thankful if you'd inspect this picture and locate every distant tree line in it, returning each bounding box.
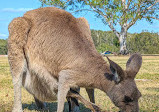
[91,30,159,54]
[0,39,7,55]
[127,32,159,54]
[0,31,159,55]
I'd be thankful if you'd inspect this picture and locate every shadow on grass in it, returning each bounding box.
[22,102,91,112]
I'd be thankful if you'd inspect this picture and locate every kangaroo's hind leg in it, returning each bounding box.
[9,58,25,112]
[8,17,31,112]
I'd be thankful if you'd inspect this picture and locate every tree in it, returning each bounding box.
[39,0,159,54]
[91,30,119,53]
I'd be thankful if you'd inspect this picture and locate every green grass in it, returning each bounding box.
[0,56,159,112]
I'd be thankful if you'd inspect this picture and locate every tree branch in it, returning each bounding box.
[106,18,120,38]
[150,16,159,20]
[70,3,116,36]
[144,16,159,21]
[147,0,159,10]
[70,9,92,13]
[69,3,120,38]
[127,11,141,29]
[122,0,126,9]
[121,0,126,18]
[90,5,120,38]
[127,2,142,29]
[127,0,159,30]
[142,0,159,13]
[127,0,132,9]
[78,0,121,38]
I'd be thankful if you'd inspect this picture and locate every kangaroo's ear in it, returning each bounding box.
[126,53,142,79]
[106,57,125,84]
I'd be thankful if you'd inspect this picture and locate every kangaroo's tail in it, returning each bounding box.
[8,17,31,77]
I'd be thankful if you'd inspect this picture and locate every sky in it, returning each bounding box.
[0,0,159,39]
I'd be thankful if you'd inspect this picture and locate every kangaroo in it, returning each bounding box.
[8,7,142,112]
[24,16,95,112]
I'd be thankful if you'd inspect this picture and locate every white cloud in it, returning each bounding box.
[0,33,8,38]
[1,8,33,12]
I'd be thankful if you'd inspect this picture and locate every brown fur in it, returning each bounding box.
[8,7,142,112]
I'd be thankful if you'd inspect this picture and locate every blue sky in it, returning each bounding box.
[0,0,159,39]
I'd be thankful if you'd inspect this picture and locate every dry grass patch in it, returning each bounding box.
[0,56,159,112]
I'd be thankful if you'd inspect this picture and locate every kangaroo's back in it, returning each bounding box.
[21,7,100,77]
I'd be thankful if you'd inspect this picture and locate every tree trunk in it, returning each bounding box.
[119,27,128,55]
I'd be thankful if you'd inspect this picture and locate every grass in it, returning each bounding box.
[0,55,159,112]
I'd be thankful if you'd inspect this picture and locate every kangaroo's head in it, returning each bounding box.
[105,54,142,112]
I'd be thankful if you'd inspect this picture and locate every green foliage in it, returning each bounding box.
[96,43,119,53]
[39,0,159,27]
[127,32,159,54]
[0,39,7,55]
[91,30,119,53]
[91,30,159,54]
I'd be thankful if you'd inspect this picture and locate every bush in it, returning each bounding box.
[0,39,7,55]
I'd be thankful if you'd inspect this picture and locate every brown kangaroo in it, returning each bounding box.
[8,7,142,112]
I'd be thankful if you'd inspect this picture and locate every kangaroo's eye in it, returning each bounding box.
[123,96,133,103]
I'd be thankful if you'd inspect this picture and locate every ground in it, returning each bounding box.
[0,56,159,112]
